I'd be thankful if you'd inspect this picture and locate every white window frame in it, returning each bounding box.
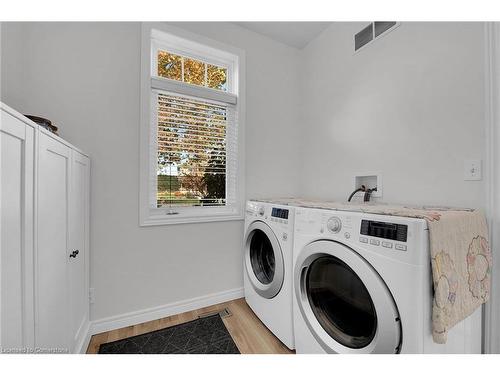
[139,23,245,226]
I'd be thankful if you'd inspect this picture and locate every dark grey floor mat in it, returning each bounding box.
[98,314,240,354]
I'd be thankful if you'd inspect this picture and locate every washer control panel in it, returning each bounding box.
[272,207,289,220]
[270,207,289,225]
[246,202,292,227]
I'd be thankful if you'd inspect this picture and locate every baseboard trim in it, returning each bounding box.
[89,287,244,337]
[76,320,92,354]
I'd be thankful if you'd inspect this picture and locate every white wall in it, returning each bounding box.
[0,21,488,323]
[0,22,301,320]
[299,22,486,209]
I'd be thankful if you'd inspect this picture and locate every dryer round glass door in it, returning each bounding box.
[244,221,284,299]
[306,256,376,349]
[294,240,401,353]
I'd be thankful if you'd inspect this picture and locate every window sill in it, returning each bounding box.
[140,211,244,226]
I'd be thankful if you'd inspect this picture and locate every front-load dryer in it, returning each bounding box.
[292,207,482,354]
[243,200,295,350]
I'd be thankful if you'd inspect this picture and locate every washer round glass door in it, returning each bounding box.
[245,221,284,299]
[295,240,401,353]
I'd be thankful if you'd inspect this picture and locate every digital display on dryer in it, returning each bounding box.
[271,208,289,220]
[360,220,408,242]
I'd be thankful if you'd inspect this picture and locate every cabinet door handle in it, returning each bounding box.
[69,250,79,258]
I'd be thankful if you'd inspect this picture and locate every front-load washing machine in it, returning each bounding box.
[292,207,482,354]
[243,200,295,349]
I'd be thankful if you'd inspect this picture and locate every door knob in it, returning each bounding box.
[69,250,79,258]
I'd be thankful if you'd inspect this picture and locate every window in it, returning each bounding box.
[155,92,229,208]
[157,50,228,91]
[140,24,245,225]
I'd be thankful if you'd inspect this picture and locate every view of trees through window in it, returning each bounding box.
[156,92,227,207]
[157,50,228,92]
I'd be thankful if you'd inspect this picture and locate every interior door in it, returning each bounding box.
[244,221,284,299]
[37,132,71,353]
[68,151,89,352]
[0,110,35,351]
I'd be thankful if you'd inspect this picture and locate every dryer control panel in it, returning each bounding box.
[294,207,429,266]
[360,220,408,242]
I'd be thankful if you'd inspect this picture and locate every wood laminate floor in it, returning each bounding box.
[86,298,294,354]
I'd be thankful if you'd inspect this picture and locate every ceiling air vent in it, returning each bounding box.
[354,22,398,52]
[355,24,373,51]
[374,21,397,37]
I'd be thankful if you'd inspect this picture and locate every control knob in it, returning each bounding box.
[327,217,342,234]
[258,206,265,216]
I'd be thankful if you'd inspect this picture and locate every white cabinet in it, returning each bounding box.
[1,103,90,354]
[68,151,90,352]
[0,108,35,352]
[36,132,72,352]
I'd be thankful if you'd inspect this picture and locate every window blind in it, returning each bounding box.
[155,91,237,208]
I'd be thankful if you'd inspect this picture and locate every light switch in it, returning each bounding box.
[464,159,482,181]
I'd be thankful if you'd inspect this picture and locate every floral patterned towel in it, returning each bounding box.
[252,198,492,344]
[425,209,491,343]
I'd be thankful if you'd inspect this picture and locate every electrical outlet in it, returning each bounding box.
[464,159,482,181]
[89,288,95,304]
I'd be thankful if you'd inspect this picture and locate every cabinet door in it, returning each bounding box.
[36,132,71,353]
[68,151,89,352]
[0,110,35,351]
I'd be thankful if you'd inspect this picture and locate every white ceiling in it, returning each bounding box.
[234,22,331,49]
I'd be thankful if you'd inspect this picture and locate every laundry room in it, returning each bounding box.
[0,0,499,373]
